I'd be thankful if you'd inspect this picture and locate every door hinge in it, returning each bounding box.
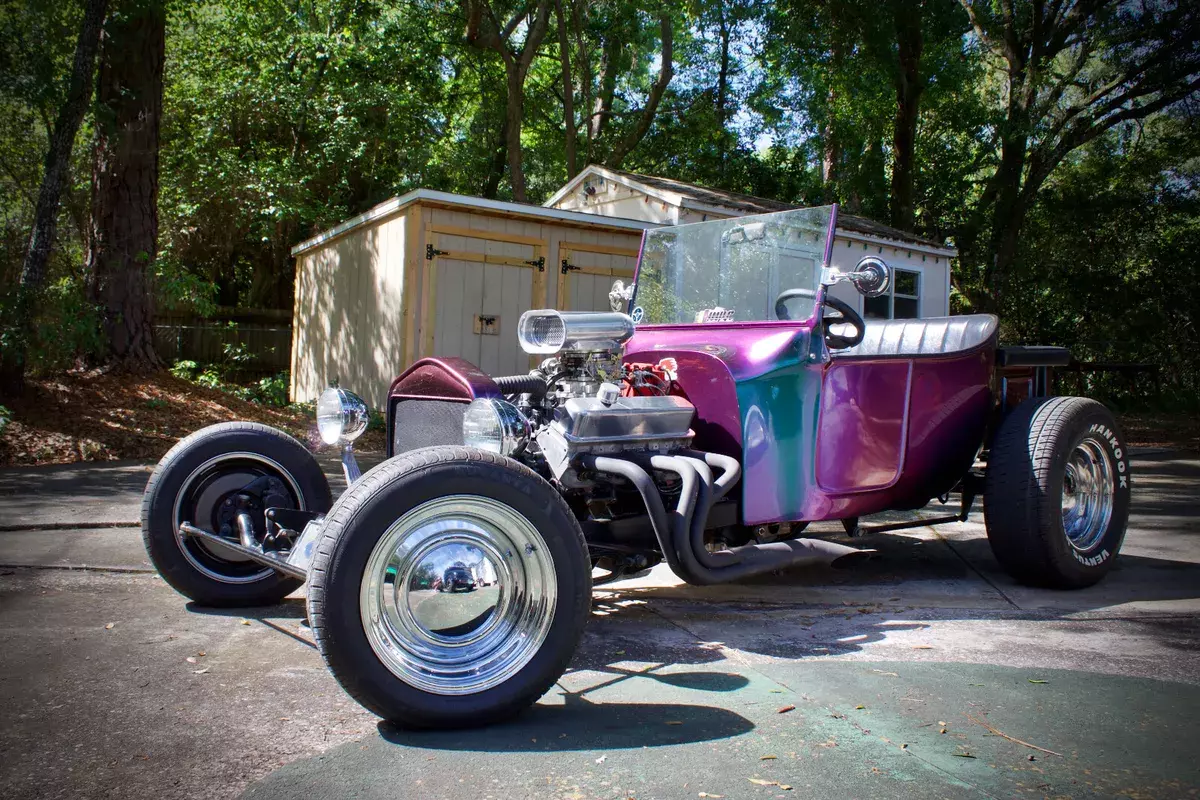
[426,244,448,260]
[561,260,580,275]
[524,257,545,272]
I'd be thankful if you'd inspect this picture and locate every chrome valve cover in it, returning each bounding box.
[536,394,695,482]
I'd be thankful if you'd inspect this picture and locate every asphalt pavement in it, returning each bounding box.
[0,448,1198,799]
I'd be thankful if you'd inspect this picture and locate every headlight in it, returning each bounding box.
[316,386,369,446]
[462,398,530,456]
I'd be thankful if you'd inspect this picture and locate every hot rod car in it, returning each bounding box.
[142,205,1131,728]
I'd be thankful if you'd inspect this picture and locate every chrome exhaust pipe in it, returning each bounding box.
[581,453,873,586]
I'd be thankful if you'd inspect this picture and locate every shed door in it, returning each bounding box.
[427,229,546,376]
[557,242,638,312]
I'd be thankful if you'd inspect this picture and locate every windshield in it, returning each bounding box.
[631,206,835,325]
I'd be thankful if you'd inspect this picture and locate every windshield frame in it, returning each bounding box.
[628,204,840,329]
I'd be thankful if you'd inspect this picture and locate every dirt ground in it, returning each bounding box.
[0,370,384,466]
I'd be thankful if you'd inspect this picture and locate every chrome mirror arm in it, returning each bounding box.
[822,256,891,298]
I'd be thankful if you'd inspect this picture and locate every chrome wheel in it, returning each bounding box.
[1061,436,1115,552]
[360,495,557,696]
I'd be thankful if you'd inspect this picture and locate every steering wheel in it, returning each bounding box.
[821,295,866,349]
[773,288,817,321]
[772,289,865,349]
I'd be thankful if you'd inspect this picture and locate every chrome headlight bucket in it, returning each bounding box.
[462,398,530,456]
[317,386,369,445]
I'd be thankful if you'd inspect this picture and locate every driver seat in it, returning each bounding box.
[833,314,998,359]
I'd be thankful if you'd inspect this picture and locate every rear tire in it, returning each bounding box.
[984,397,1131,588]
[142,422,331,606]
[308,446,591,729]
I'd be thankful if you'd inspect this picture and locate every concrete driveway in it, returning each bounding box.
[0,449,1198,799]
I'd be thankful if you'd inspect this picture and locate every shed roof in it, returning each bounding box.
[546,165,954,254]
[291,188,657,256]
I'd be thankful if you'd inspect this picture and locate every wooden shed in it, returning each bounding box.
[289,190,654,407]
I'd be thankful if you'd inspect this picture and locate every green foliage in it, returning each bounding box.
[169,359,199,380]
[1011,117,1200,412]
[1,0,1195,413]
[0,404,10,436]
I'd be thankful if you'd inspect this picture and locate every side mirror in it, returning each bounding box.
[609,279,635,312]
[848,256,891,297]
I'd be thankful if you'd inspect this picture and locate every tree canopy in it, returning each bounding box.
[1,0,1197,407]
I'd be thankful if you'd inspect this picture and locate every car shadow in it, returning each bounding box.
[378,692,754,752]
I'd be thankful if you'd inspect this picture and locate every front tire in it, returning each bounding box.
[308,446,591,729]
[984,397,1131,588]
[142,422,331,606]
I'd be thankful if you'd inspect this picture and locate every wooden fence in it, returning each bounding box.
[154,308,292,380]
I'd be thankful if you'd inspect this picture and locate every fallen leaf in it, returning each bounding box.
[871,670,898,677]
[748,778,792,790]
[940,728,948,734]
[698,793,724,798]
[186,656,198,664]
[614,650,626,655]
[665,720,683,726]
[855,705,865,710]
[595,755,607,764]
[197,651,206,657]
[104,623,115,630]
[1028,679,1048,684]
[759,755,777,760]
[193,667,209,674]
[777,705,796,714]
[240,619,251,626]
[911,645,934,650]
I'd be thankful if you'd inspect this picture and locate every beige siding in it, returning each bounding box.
[293,202,644,409]
[417,205,643,366]
[291,210,408,408]
[828,237,950,318]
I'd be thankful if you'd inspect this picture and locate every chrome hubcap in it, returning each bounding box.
[1062,436,1115,552]
[360,495,556,695]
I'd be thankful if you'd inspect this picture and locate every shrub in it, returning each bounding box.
[170,359,199,380]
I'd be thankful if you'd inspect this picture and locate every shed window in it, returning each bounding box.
[864,268,921,319]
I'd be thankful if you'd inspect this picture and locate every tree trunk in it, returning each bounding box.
[504,65,528,201]
[591,36,620,142]
[86,0,165,372]
[571,0,594,164]
[555,0,578,179]
[605,14,674,169]
[889,1,923,232]
[481,116,508,199]
[715,3,731,178]
[0,0,108,395]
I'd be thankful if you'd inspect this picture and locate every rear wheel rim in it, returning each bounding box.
[1061,435,1115,553]
[359,495,557,696]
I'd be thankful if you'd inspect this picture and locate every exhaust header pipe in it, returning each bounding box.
[579,452,871,586]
